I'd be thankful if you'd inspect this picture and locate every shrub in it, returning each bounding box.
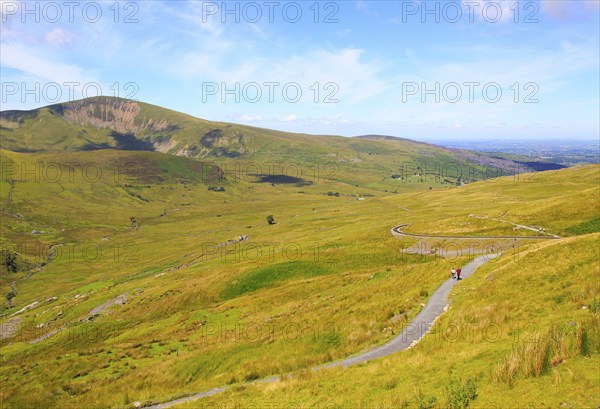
[445,378,478,409]
[1,250,17,273]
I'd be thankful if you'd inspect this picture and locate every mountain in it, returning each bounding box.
[1,97,552,190]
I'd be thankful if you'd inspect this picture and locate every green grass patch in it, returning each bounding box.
[565,215,600,235]
[220,260,330,300]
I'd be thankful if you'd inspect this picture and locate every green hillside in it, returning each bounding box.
[1,97,550,196]
[0,133,597,408]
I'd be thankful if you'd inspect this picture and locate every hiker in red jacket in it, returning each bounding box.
[456,268,462,280]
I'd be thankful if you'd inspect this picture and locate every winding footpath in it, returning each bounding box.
[144,224,560,408]
[323,253,498,368]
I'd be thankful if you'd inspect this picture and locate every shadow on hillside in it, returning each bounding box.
[110,131,155,151]
[515,161,567,171]
[249,174,313,186]
[80,132,155,151]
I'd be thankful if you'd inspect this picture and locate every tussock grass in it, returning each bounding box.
[494,316,600,386]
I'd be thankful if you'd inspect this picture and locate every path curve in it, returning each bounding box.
[391,224,560,240]
[143,223,549,408]
[470,215,561,239]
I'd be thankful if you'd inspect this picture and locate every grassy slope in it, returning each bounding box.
[196,234,599,409]
[394,165,600,237]
[0,146,597,408]
[1,97,538,195]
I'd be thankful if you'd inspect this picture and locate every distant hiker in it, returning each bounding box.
[451,268,456,278]
[456,268,462,280]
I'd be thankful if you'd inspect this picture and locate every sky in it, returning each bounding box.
[1,0,599,141]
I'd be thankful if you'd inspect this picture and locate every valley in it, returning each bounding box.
[0,100,598,408]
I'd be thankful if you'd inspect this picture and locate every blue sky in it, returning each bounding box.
[1,0,599,141]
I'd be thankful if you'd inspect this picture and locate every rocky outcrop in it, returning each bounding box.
[51,97,176,138]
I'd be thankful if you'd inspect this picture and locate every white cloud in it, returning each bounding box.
[279,114,298,122]
[170,47,389,106]
[44,28,76,48]
[177,0,225,38]
[275,48,388,103]
[366,38,599,132]
[393,41,598,94]
[1,43,97,85]
[228,114,263,122]
[318,117,353,126]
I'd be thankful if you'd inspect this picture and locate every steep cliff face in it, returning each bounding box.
[49,97,173,136]
[40,97,246,157]
[0,97,196,153]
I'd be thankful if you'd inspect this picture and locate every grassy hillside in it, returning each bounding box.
[196,233,599,409]
[1,97,550,196]
[0,140,597,408]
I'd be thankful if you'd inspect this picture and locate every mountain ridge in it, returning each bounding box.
[0,97,559,181]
